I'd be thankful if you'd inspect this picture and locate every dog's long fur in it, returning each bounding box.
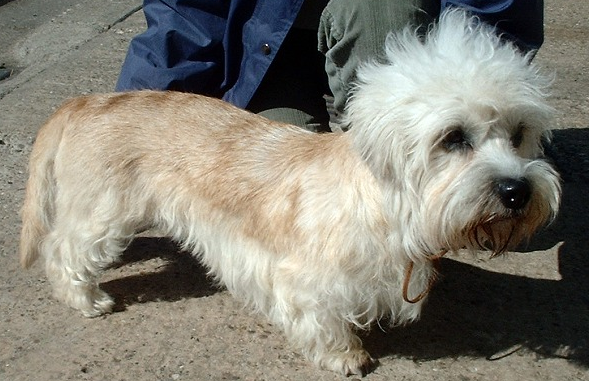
[20,10,560,375]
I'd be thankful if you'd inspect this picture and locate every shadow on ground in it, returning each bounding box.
[100,238,221,311]
[100,128,588,368]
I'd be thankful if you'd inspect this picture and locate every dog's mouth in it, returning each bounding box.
[464,214,523,257]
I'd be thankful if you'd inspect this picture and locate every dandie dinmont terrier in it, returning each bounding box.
[20,10,560,376]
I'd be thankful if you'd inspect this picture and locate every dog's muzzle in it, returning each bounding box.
[494,177,531,210]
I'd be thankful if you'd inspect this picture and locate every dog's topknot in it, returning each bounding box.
[352,8,550,107]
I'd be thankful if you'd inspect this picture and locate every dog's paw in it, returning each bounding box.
[320,349,378,377]
[81,292,115,318]
[65,288,114,318]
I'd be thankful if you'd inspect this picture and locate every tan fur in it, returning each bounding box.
[21,90,400,374]
[20,11,561,376]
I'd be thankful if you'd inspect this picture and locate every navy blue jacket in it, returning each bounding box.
[116,0,543,108]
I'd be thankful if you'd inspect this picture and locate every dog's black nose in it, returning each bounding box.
[495,178,531,210]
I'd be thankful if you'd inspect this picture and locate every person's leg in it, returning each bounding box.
[318,0,440,130]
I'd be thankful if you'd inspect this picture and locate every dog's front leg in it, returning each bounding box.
[270,285,377,376]
[281,308,376,376]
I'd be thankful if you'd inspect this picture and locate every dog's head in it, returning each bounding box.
[346,9,561,257]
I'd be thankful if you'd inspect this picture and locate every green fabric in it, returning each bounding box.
[318,0,440,128]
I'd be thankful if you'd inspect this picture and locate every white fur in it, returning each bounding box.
[20,10,560,376]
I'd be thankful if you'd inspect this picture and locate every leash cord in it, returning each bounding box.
[402,249,448,304]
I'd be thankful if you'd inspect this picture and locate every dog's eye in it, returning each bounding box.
[511,124,525,148]
[442,129,471,152]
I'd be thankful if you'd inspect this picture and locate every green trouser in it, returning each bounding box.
[247,0,440,132]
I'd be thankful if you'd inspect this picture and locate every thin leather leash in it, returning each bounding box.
[402,249,448,304]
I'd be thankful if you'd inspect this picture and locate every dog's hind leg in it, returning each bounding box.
[42,221,132,317]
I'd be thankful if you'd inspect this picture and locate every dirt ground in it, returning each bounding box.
[0,0,588,380]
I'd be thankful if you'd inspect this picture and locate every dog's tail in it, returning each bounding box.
[20,103,70,268]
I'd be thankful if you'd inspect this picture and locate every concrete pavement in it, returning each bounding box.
[0,1,587,380]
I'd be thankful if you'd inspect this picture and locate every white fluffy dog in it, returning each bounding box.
[20,10,560,376]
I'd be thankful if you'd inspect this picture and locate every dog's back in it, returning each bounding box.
[19,91,337,269]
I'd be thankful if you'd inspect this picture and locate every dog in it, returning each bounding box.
[20,10,560,376]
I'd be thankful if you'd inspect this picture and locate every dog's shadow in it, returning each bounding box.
[100,237,221,309]
[100,128,589,368]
